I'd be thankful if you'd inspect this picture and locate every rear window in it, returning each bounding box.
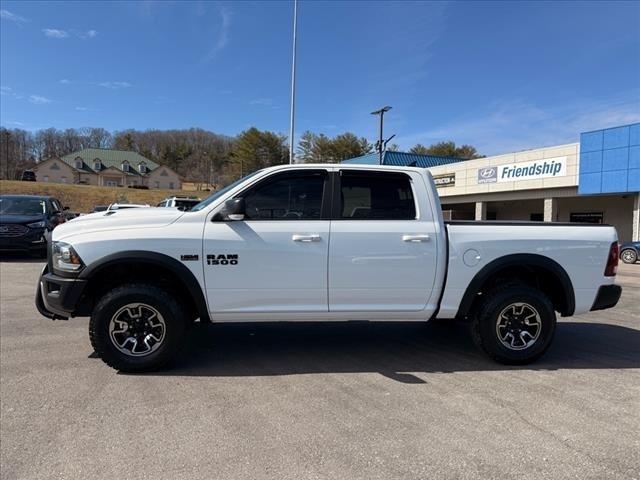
[339,171,416,220]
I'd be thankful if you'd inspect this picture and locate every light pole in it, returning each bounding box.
[288,0,298,164]
[3,130,10,179]
[371,105,391,164]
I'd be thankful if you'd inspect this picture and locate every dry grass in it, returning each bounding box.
[0,180,206,213]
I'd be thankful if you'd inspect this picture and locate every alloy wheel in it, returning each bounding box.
[621,250,636,263]
[495,302,541,350]
[108,303,166,357]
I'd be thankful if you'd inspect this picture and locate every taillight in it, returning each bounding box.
[604,242,619,277]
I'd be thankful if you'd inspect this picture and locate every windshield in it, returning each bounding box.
[191,170,263,212]
[0,197,46,216]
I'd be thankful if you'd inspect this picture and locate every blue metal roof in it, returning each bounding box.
[342,151,465,168]
[342,153,380,164]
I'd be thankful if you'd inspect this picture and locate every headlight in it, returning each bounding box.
[52,241,84,273]
[27,220,46,228]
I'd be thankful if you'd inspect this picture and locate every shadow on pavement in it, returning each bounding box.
[149,320,640,382]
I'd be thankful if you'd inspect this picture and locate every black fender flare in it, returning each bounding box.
[79,250,210,322]
[457,253,575,318]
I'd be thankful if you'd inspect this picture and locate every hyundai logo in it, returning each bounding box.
[0,226,8,233]
[477,166,497,184]
[479,168,495,178]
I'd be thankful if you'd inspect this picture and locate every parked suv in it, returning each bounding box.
[21,170,36,182]
[0,195,67,255]
[157,196,201,211]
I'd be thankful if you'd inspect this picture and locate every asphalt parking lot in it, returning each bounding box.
[1,259,639,480]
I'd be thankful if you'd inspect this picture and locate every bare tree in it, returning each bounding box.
[89,128,112,148]
[0,128,37,179]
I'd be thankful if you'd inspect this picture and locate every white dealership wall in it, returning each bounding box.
[430,143,579,196]
[428,143,639,242]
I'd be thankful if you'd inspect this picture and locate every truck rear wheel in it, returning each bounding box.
[471,285,556,365]
[89,284,186,372]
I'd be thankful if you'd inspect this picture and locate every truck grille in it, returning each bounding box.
[0,224,29,237]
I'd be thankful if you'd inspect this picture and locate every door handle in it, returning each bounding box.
[292,234,321,242]
[402,234,430,243]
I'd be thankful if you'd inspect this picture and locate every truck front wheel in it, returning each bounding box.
[89,284,187,372]
[471,285,556,365]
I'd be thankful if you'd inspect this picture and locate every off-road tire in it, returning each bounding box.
[89,283,187,372]
[471,285,556,365]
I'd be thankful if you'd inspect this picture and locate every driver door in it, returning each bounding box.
[203,169,331,314]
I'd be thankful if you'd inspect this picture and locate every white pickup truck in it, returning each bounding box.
[36,164,622,372]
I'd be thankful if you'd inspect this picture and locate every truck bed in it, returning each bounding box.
[438,221,618,319]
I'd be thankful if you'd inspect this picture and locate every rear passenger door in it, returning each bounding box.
[328,169,439,313]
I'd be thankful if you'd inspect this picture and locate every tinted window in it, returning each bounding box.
[340,171,415,220]
[243,171,326,220]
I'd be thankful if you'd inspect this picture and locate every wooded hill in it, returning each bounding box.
[0,126,481,186]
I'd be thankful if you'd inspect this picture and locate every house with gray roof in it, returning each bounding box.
[34,148,181,189]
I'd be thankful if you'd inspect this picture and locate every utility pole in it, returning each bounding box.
[4,130,11,180]
[288,0,298,164]
[205,151,210,189]
[371,106,391,164]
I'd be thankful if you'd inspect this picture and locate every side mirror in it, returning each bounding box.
[220,198,245,221]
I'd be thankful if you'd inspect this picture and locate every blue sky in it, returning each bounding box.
[1,0,639,155]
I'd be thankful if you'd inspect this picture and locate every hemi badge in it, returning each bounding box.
[180,254,199,261]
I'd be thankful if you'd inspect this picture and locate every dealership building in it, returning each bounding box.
[345,122,640,242]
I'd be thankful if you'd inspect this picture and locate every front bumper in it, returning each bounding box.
[590,284,622,312]
[35,265,87,320]
[0,228,47,252]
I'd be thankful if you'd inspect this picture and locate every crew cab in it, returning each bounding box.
[35,164,622,372]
